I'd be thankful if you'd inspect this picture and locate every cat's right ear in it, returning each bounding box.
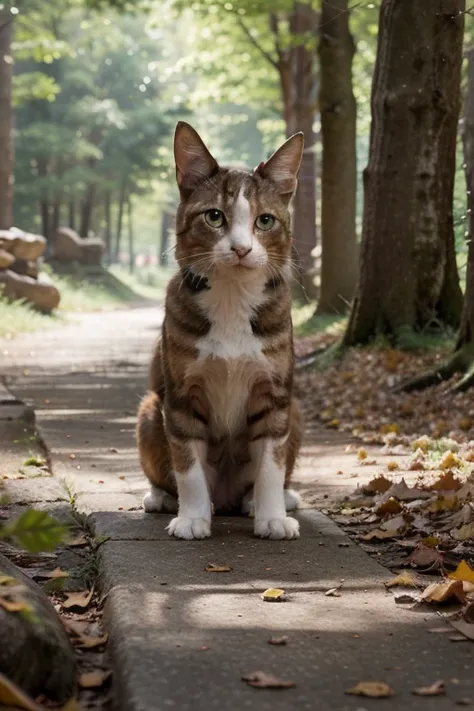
[174,122,219,197]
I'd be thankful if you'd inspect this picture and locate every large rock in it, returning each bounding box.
[0,248,14,270]
[0,228,46,261]
[0,552,76,703]
[9,258,39,279]
[0,270,60,313]
[54,227,104,266]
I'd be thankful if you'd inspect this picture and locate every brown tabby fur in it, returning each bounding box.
[137,121,304,525]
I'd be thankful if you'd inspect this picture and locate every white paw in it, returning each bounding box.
[167,516,211,540]
[284,489,301,512]
[254,516,300,540]
[143,487,178,514]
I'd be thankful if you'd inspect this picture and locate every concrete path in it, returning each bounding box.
[2,307,473,710]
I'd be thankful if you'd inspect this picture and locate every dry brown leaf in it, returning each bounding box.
[34,567,69,580]
[76,634,108,649]
[78,670,112,689]
[412,680,445,697]
[375,497,403,516]
[205,564,232,573]
[385,571,418,588]
[382,479,430,502]
[0,596,28,613]
[362,528,399,541]
[430,470,462,491]
[345,681,394,698]
[261,588,286,602]
[422,580,466,604]
[449,560,474,585]
[62,589,94,610]
[241,671,295,689]
[429,496,458,513]
[407,544,443,570]
[325,586,342,597]
[357,448,368,461]
[62,618,90,637]
[67,534,88,547]
[267,636,289,646]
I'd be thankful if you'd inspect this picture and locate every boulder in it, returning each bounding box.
[0,552,77,703]
[0,248,14,270]
[0,229,46,261]
[0,270,60,313]
[54,227,104,265]
[9,258,39,279]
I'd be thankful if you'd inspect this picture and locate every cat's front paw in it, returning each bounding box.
[254,516,300,540]
[167,516,211,540]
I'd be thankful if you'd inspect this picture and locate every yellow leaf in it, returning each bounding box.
[429,496,458,513]
[387,461,399,471]
[62,589,93,610]
[205,564,232,573]
[379,423,400,435]
[326,418,340,429]
[385,572,418,588]
[439,451,461,470]
[0,672,78,711]
[421,579,466,604]
[411,436,430,452]
[357,448,368,461]
[0,576,16,586]
[78,670,112,689]
[261,588,286,602]
[0,596,28,613]
[423,536,440,548]
[345,681,394,698]
[449,560,474,584]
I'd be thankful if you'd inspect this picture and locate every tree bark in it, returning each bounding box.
[104,190,112,264]
[127,194,134,274]
[79,183,95,239]
[0,12,13,230]
[68,200,75,230]
[317,0,357,314]
[344,0,465,348]
[114,178,126,262]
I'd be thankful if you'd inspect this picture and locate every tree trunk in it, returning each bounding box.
[40,201,50,242]
[127,194,134,274]
[79,183,95,239]
[114,178,126,262]
[344,0,464,348]
[0,12,13,230]
[52,197,61,236]
[160,211,173,266]
[104,190,112,264]
[68,200,75,230]
[317,0,357,315]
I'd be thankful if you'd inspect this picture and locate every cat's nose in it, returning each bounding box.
[231,245,252,259]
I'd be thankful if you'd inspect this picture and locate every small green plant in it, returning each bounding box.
[22,455,47,468]
[0,509,67,553]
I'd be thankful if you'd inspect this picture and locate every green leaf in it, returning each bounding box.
[1,510,67,553]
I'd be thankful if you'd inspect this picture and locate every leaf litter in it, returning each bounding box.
[241,671,295,689]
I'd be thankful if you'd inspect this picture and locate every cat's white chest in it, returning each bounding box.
[196,275,265,360]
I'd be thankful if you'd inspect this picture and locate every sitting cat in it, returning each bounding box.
[137,121,304,540]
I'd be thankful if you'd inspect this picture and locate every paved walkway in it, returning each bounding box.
[1,307,473,710]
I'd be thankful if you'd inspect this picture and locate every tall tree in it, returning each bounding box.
[344,0,465,348]
[0,9,13,230]
[317,0,357,314]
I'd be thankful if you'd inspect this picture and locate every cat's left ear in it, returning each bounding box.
[174,121,219,197]
[255,132,304,201]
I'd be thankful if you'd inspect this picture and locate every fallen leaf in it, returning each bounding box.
[242,671,295,689]
[267,636,288,646]
[345,681,394,698]
[33,567,69,580]
[62,589,94,610]
[429,495,458,513]
[325,586,342,597]
[448,619,474,641]
[261,588,286,602]
[381,479,430,502]
[76,634,108,649]
[362,528,399,541]
[385,571,418,588]
[440,451,461,470]
[357,448,368,461]
[67,534,88,547]
[451,523,474,541]
[449,560,474,585]
[0,596,28,612]
[375,497,403,516]
[408,544,443,570]
[205,564,232,573]
[387,461,400,471]
[430,470,462,491]
[412,680,445,697]
[78,670,112,689]
[412,436,431,452]
[0,575,16,586]
[422,580,466,604]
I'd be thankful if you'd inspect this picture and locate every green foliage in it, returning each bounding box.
[0,509,67,553]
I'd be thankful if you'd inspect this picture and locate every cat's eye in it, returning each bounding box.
[204,209,224,228]
[255,214,275,231]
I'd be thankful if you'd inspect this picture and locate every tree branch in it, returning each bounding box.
[236,17,279,70]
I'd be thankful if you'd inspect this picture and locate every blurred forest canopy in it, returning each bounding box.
[0,0,473,296]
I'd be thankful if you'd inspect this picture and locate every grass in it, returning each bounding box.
[293,303,346,338]
[0,264,173,339]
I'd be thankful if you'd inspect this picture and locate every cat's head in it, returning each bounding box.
[173,121,304,279]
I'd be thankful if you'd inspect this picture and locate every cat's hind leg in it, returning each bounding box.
[137,391,178,513]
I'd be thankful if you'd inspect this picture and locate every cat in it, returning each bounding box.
[136,121,305,540]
